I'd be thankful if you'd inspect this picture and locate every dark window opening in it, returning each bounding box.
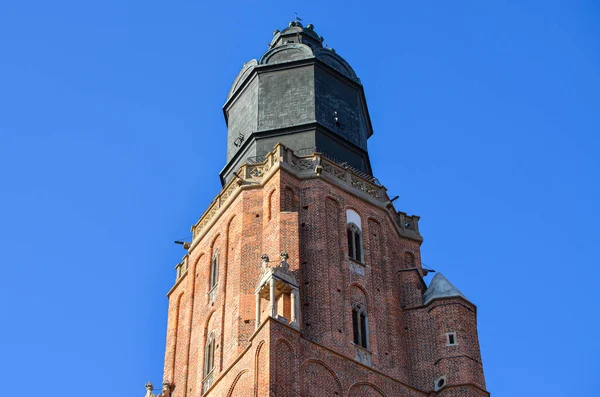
[447,332,457,346]
[210,251,219,290]
[204,334,215,376]
[347,223,362,262]
[352,305,368,348]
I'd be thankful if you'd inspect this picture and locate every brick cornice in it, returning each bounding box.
[433,354,483,366]
[435,382,490,396]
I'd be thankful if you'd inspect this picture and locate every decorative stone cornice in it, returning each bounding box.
[189,144,422,251]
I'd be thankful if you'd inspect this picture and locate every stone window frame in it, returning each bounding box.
[203,332,216,377]
[445,331,458,346]
[351,302,369,349]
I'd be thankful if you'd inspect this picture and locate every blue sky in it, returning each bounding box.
[1,1,598,396]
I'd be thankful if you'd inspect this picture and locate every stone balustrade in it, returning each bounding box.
[190,144,397,242]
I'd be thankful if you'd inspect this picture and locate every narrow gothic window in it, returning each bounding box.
[347,223,362,261]
[204,333,215,376]
[209,250,219,290]
[352,304,368,348]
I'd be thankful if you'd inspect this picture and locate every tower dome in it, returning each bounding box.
[221,22,374,185]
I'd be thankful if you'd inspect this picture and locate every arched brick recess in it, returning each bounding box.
[367,218,383,272]
[181,251,205,397]
[275,339,297,397]
[169,292,184,382]
[404,252,415,268]
[349,283,369,307]
[226,369,251,397]
[326,196,345,345]
[203,309,217,337]
[282,186,299,212]
[193,253,207,300]
[174,291,190,394]
[193,252,206,275]
[222,215,239,368]
[300,360,342,396]
[267,189,276,220]
[367,218,392,368]
[348,382,387,397]
[254,340,268,397]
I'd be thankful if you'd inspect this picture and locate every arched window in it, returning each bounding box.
[204,332,215,376]
[352,303,368,349]
[209,249,219,290]
[347,223,362,261]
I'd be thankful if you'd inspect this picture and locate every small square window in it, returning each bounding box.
[446,332,457,346]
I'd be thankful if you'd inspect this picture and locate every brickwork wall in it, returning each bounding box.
[278,169,421,383]
[161,165,487,397]
[404,296,486,394]
[428,298,486,390]
[436,386,489,397]
[271,320,425,397]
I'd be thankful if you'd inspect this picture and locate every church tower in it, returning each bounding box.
[146,21,488,397]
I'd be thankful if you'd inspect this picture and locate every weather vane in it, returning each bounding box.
[294,12,302,22]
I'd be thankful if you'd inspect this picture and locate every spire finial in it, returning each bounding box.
[280,251,290,271]
[162,381,173,397]
[261,254,270,268]
[145,382,155,397]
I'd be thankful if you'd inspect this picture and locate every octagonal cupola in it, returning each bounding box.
[220,22,374,185]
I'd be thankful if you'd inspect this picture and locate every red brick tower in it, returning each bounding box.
[145,21,488,397]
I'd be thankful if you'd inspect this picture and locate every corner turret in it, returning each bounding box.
[423,273,486,395]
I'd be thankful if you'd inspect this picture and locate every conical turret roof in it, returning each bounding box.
[423,273,469,305]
